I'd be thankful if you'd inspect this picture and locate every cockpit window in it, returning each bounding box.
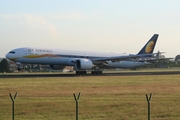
[9,51,15,54]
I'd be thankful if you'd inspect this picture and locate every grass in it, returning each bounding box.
[0,75,180,120]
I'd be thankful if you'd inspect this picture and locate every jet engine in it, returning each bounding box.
[75,59,94,70]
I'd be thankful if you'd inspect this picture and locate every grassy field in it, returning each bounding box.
[0,75,180,120]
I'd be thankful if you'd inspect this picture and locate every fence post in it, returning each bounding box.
[146,93,152,120]
[9,92,18,120]
[73,92,81,120]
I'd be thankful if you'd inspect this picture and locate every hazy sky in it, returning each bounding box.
[1,0,180,58]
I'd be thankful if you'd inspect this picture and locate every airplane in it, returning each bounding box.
[6,34,159,74]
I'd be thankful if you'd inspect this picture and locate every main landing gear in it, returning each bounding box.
[76,71,87,75]
[75,70,103,75]
[91,71,103,74]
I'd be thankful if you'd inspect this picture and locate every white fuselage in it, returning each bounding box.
[6,47,149,69]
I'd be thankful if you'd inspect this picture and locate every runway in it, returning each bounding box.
[1,70,180,78]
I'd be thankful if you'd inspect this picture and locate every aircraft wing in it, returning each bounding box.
[137,58,173,63]
[92,53,154,62]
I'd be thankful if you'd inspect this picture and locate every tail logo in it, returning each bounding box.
[145,41,154,53]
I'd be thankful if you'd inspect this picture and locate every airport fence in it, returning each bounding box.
[8,92,153,120]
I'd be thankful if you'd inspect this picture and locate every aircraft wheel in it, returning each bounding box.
[76,71,79,74]
[76,71,87,75]
[83,71,87,74]
[91,71,103,74]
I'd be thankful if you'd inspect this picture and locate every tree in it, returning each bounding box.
[0,58,10,73]
[175,55,180,62]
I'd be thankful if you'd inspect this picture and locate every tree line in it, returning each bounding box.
[0,58,10,73]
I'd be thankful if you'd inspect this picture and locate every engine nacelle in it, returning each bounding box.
[49,65,66,70]
[75,59,94,70]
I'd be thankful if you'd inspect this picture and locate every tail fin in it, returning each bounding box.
[137,34,158,55]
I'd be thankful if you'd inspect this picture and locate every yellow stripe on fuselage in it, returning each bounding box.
[23,54,60,58]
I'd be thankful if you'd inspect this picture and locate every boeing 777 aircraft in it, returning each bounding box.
[6,34,159,74]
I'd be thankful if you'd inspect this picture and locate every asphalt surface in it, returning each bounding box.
[1,70,180,78]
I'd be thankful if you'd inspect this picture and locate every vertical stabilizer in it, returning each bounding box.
[137,34,158,55]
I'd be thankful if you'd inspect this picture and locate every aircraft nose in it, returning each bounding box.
[5,53,10,59]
